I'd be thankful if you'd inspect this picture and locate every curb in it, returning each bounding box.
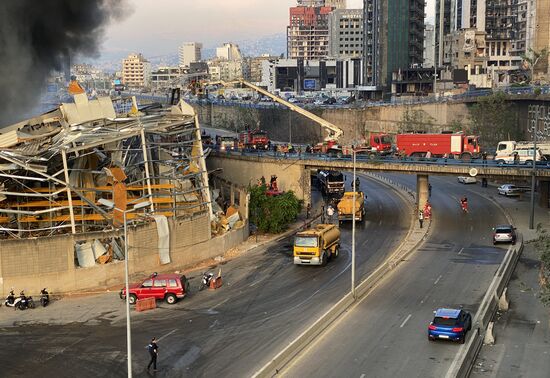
[252,173,430,378]
[445,237,524,378]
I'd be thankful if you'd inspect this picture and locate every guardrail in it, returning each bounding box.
[445,236,524,378]
[252,174,427,377]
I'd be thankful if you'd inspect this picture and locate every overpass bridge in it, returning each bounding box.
[207,151,550,212]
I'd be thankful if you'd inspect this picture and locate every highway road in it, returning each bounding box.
[0,174,411,377]
[282,174,510,377]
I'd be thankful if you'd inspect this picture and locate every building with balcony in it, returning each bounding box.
[287,5,333,59]
[121,53,151,88]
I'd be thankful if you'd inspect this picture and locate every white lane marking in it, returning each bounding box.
[360,374,366,378]
[420,293,429,304]
[209,298,229,310]
[250,275,269,287]
[400,314,412,328]
[458,247,464,255]
[434,275,442,285]
[158,328,177,342]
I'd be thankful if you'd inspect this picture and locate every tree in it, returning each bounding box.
[249,185,302,233]
[469,92,520,147]
[521,48,549,84]
[534,228,550,306]
[398,107,436,133]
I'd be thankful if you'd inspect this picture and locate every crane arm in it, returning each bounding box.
[203,79,343,140]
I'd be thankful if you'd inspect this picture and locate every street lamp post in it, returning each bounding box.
[529,105,540,229]
[98,199,151,378]
[351,150,356,298]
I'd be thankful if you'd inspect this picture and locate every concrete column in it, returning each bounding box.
[302,167,312,208]
[230,184,235,205]
[539,179,550,208]
[417,174,429,213]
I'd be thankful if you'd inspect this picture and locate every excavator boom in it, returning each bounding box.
[203,79,343,140]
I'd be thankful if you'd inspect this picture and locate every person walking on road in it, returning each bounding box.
[418,209,424,228]
[147,337,159,371]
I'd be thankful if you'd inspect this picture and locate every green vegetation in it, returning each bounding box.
[249,185,302,233]
[470,92,520,147]
[399,107,436,133]
[535,228,550,306]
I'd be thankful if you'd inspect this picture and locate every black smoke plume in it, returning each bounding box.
[0,0,127,127]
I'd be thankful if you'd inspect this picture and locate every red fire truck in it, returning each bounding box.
[315,133,393,157]
[396,133,481,160]
[238,129,270,150]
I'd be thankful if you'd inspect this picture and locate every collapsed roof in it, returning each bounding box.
[0,94,211,239]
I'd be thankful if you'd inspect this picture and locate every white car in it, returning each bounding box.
[498,184,521,196]
[457,176,477,184]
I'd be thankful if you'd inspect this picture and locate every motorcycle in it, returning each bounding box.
[4,289,21,309]
[199,272,214,291]
[17,291,35,310]
[40,288,50,307]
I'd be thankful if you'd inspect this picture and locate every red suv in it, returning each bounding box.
[120,273,189,305]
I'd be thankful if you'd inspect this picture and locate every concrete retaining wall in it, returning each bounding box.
[194,102,470,145]
[0,213,249,296]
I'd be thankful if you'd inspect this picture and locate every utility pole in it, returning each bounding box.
[351,150,356,298]
[529,105,539,229]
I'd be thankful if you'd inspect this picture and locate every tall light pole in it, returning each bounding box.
[529,105,540,229]
[351,150,356,298]
[98,199,151,378]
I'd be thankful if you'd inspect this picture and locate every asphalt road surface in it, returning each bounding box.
[282,174,510,378]
[0,175,410,377]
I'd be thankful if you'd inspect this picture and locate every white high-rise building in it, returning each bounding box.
[179,42,202,67]
[216,43,242,61]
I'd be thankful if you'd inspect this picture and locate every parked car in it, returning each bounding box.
[497,184,521,196]
[428,308,472,343]
[457,176,477,184]
[120,273,189,305]
[493,224,517,245]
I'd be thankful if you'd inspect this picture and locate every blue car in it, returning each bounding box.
[428,308,472,344]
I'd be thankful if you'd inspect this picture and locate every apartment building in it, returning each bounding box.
[287,5,333,59]
[121,53,151,88]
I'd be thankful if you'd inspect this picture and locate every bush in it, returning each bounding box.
[249,185,302,233]
[534,229,550,306]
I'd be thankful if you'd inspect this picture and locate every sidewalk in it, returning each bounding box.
[471,187,550,378]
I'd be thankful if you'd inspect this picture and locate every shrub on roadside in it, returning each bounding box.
[249,185,302,233]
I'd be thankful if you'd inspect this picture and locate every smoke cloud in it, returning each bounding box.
[0,0,127,127]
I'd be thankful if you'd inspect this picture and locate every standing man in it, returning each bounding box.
[147,337,159,371]
[482,151,488,166]
[306,203,311,219]
[326,205,335,224]
[418,209,424,228]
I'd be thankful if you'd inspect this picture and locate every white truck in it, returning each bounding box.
[496,140,550,161]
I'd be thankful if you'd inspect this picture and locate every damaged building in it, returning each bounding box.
[0,94,248,294]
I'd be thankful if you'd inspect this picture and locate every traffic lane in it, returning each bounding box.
[164,175,411,377]
[282,175,509,377]
[0,176,410,378]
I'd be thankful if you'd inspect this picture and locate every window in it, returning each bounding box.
[168,279,178,287]
[153,279,167,287]
[295,236,318,247]
[433,317,458,326]
[141,279,153,288]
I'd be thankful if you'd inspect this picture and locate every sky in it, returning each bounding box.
[103,0,435,59]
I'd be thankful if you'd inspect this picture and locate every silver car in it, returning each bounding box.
[497,184,520,196]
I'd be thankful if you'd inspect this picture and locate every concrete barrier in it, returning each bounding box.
[252,173,428,378]
[484,322,495,345]
[445,237,524,378]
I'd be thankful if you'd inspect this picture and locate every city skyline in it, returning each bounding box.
[101,0,435,60]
